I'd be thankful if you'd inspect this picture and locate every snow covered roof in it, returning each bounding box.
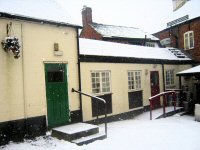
[177,65,200,76]
[0,0,80,27]
[90,23,159,41]
[79,38,191,61]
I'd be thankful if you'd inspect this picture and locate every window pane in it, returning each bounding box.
[92,78,95,82]
[128,71,141,90]
[93,88,100,93]
[91,72,101,94]
[103,71,110,93]
[92,83,96,88]
[96,78,100,82]
[47,69,64,82]
[92,73,95,77]
[102,83,106,87]
[102,88,108,93]
[106,82,109,87]
[128,71,134,90]
[96,73,99,77]
[91,71,110,94]
[185,31,194,49]
[189,33,194,48]
[166,70,174,86]
[106,78,109,82]
[185,33,189,49]
[135,71,141,90]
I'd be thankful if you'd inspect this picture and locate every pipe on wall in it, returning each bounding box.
[21,23,28,132]
[76,28,83,122]
[162,63,165,92]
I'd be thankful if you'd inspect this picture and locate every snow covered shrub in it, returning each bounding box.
[1,36,20,59]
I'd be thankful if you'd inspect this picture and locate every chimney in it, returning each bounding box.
[82,6,92,27]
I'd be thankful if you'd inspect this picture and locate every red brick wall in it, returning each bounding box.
[80,25,103,40]
[192,20,200,59]
[155,30,169,42]
[82,7,92,27]
[154,18,200,61]
[80,6,103,40]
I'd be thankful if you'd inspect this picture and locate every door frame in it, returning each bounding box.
[44,62,70,127]
[150,71,161,108]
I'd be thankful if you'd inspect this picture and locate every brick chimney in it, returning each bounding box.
[82,6,93,27]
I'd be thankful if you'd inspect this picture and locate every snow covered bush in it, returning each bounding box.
[1,36,20,59]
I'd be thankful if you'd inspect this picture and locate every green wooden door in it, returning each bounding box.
[45,63,70,127]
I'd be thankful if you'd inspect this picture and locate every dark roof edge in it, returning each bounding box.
[153,16,200,35]
[102,37,159,42]
[176,72,200,76]
[0,12,82,29]
[80,54,195,64]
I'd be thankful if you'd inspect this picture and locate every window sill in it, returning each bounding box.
[93,92,113,96]
[128,89,142,92]
[184,47,194,50]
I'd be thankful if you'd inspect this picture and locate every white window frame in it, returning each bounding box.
[145,42,155,47]
[184,31,194,50]
[165,70,175,86]
[128,70,142,91]
[91,70,111,94]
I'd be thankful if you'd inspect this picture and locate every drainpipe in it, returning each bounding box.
[76,28,83,122]
[179,76,182,89]
[21,23,27,134]
[162,63,165,91]
[177,26,179,48]
[179,76,183,106]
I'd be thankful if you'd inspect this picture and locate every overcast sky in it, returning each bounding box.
[56,0,200,34]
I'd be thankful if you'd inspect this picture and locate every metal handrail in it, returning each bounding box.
[71,88,107,137]
[165,89,183,92]
[149,91,176,120]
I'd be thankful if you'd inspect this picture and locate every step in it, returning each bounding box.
[52,123,99,141]
[156,107,184,119]
[72,132,106,145]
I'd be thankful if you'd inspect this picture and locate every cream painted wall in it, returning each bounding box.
[0,19,193,123]
[0,20,24,122]
[0,19,80,122]
[80,62,192,121]
[80,63,163,121]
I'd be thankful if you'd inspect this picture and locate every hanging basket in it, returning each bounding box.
[1,36,20,59]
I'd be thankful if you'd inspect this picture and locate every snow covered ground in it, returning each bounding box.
[1,108,200,150]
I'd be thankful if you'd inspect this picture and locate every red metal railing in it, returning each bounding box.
[149,91,176,120]
[166,89,183,106]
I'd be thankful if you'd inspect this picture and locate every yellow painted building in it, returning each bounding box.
[0,6,81,144]
[0,1,196,146]
[79,38,193,121]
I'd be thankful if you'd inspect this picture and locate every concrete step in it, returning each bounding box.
[72,132,106,145]
[51,123,99,141]
[156,107,184,119]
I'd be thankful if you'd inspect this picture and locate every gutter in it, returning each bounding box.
[0,12,82,29]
